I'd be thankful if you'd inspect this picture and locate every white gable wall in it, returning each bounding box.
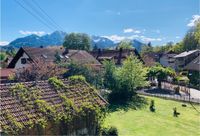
[159,54,176,69]
[15,52,31,69]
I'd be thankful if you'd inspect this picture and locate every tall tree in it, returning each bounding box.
[0,52,7,61]
[93,44,98,51]
[182,30,198,51]
[103,60,116,90]
[117,40,133,49]
[141,45,153,56]
[63,33,91,51]
[194,22,200,47]
[117,55,148,92]
[108,55,148,102]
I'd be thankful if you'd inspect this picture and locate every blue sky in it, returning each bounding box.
[1,0,200,46]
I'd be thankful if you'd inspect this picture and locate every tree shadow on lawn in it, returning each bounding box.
[107,95,148,113]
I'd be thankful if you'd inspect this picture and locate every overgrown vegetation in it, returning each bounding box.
[101,126,118,136]
[147,65,176,88]
[14,59,65,82]
[2,77,106,135]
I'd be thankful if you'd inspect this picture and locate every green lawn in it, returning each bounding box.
[104,96,200,136]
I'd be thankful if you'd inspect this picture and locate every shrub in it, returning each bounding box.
[149,100,156,112]
[48,77,65,89]
[101,126,118,136]
[64,62,103,87]
[68,75,86,82]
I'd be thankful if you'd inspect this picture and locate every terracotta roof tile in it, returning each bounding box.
[90,48,142,64]
[0,79,107,132]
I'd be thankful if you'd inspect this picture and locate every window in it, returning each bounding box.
[42,54,47,59]
[59,55,64,59]
[21,58,27,64]
[65,55,69,59]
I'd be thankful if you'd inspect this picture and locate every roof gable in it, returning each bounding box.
[174,50,199,58]
[7,47,101,68]
[184,55,200,71]
[7,48,27,68]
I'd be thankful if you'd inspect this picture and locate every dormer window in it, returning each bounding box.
[42,54,47,59]
[59,55,64,59]
[21,58,27,64]
[65,55,69,59]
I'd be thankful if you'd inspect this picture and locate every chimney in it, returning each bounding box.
[117,48,123,65]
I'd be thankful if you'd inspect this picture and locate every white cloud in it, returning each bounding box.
[123,28,141,34]
[19,30,46,36]
[0,41,9,46]
[123,28,134,33]
[187,15,200,27]
[140,36,162,42]
[134,30,141,34]
[102,34,162,43]
[102,35,126,43]
[176,36,180,39]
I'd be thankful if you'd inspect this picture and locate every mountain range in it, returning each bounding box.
[2,31,145,52]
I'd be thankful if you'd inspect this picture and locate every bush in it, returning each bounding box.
[149,100,155,112]
[68,75,86,82]
[64,62,103,87]
[101,126,118,136]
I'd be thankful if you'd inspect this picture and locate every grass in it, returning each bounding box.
[104,96,200,136]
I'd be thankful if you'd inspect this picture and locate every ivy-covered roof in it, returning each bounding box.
[0,78,107,134]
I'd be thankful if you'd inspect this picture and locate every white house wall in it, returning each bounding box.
[160,54,176,69]
[15,52,30,69]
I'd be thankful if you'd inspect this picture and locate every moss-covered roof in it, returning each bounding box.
[0,79,107,133]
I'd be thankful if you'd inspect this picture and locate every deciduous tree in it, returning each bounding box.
[63,33,91,51]
[117,40,133,49]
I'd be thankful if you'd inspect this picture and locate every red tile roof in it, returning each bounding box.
[90,48,142,65]
[0,69,15,78]
[0,79,107,133]
[8,47,101,68]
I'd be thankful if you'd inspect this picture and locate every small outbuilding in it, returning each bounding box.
[0,78,107,135]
